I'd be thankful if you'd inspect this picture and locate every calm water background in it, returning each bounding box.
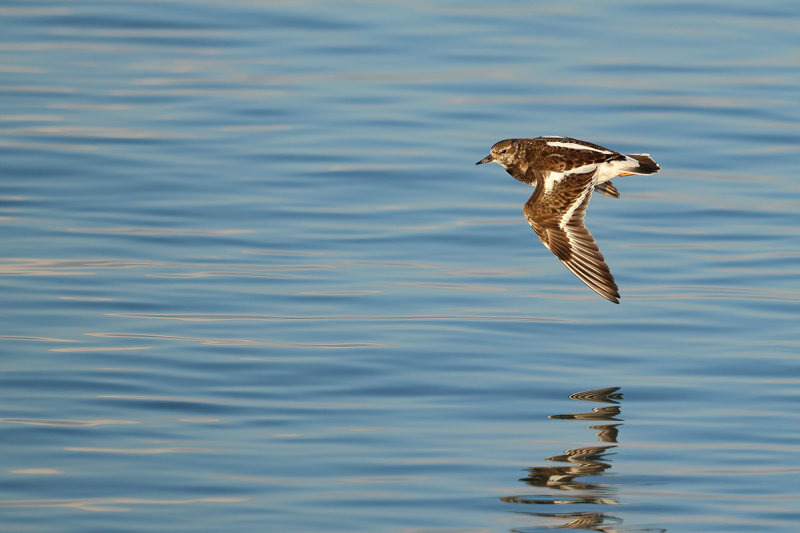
[2,1,799,532]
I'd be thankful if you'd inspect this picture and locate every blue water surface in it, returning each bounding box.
[1,1,799,532]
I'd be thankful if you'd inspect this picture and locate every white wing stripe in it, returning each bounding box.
[559,187,591,230]
[543,163,599,193]
[546,141,613,154]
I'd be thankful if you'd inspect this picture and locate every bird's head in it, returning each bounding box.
[475,139,518,169]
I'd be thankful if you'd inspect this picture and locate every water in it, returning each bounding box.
[2,1,799,531]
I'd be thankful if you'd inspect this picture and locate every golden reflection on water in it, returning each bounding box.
[10,468,64,475]
[87,331,384,349]
[64,446,215,455]
[0,418,139,427]
[0,335,78,343]
[0,256,320,279]
[100,312,571,323]
[0,496,245,513]
[49,346,151,352]
[0,125,196,139]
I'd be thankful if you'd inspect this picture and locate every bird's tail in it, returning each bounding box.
[625,153,660,175]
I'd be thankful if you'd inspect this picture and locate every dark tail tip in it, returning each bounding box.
[628,153,660,174]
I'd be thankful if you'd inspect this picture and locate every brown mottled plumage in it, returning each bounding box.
[476,136,660,303]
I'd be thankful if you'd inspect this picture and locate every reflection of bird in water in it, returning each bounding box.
[555,512,618,530]
[547,445,617,463]
[476,138,660,303]
[569,387,623,403]
[550,405,621,421]
[520,445,616,492]
[501,387,664,531]
[590,423,621,443]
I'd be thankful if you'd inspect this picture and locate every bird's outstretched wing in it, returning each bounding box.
[524,170,620,303]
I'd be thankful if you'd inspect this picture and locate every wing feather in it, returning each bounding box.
[524,170,620,303]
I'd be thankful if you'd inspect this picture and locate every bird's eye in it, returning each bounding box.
[500,149,507,154]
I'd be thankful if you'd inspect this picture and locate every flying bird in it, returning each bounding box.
[476,136,660,303]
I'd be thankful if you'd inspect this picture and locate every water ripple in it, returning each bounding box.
[3,0,800,531]
[0,497,245,512]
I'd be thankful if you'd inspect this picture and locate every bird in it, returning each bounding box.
[476,136,660,303]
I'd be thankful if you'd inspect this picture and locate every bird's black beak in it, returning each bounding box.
[476,154,493,165]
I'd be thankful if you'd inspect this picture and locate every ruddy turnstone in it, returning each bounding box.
[476,136,660,303]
